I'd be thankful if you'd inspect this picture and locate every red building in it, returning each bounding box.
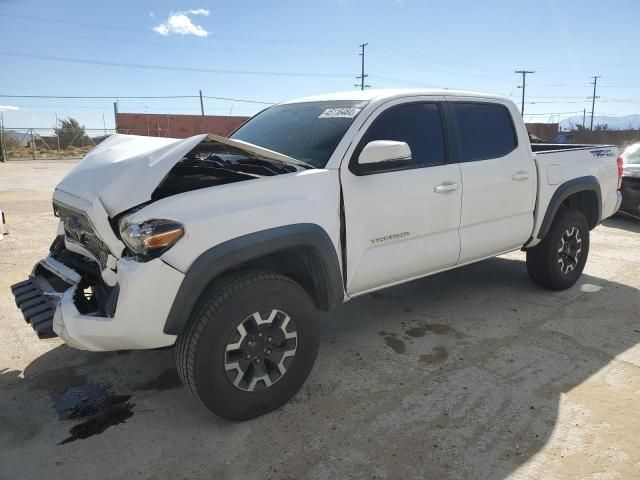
[116,113,250,138]
[525,123,559,142]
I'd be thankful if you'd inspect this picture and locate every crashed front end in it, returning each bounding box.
[10,132,306,351]
[11,198,183,350]
[8,133,195,350]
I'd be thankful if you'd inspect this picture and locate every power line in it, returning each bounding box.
[533,62,640,73]
[524,111,585,116]
[0,94,196,99]
[368,74,437,88]
[0,13,141,33]
[370,45,512,76]
[590,75,601,131]
[0,25,349,58]
[369,54,514,83]
[0,94,276,104]
[0,13,350,48]
[515,70,535,116]
[0,51,353,79]
[204,95,275,105]
[4,104,112,110]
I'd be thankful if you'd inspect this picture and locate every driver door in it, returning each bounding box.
[340,98,462,295]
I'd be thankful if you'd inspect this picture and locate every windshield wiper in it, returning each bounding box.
[286,158,316,169]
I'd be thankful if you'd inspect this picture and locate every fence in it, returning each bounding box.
[565,130,640,148]
[0,113,250,161]
[0,127,121,161]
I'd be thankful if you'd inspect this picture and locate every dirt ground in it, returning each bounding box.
[1,160,639,480]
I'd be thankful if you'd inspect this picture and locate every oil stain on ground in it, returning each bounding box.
[378,331,406,354]
[419,347,448,365]
[406,323,450,337]
[52,380,134,445]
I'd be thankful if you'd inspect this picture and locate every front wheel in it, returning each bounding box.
[526,207,590,290]
[176,270,319,420]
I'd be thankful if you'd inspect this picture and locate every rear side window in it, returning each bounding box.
[354,102,446,172]
[452,102,517,162]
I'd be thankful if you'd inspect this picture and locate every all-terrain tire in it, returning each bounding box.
[175,270,319,421]
[526,207,590,290]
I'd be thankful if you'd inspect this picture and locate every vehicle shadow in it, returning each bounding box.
[604,215,640,233]
[1,256,638,479]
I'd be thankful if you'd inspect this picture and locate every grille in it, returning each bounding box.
[54,202,111,267]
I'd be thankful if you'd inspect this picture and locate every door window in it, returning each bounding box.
[452,102,517,162]
[352,102,446,174]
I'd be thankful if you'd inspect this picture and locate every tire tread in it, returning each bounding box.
[175,271,301,409]
[526,207,590,290]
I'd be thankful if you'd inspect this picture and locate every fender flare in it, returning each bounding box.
[537,175,602,240]
[163,223,344,335]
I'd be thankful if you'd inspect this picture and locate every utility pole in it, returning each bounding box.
[355,43,369,91]
[199,90,205,116]
[515,70,535,116]
[113,101,119,133]
[55,113,61,159]
[589,76,601,131]
[0,112,5,163]
[582,108,586,128]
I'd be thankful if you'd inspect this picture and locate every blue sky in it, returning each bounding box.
[1,0,639,131]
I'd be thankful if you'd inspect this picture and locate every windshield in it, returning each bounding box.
[622,143,640,164]
[231,100,368,168]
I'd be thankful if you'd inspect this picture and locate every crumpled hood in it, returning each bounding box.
[55,133,307,216]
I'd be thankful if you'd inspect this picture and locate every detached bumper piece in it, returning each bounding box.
[11,278,61,339]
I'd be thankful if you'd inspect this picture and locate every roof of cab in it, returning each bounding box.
[281,88,510,105]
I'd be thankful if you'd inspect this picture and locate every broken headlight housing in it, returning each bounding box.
[118,217,184,261]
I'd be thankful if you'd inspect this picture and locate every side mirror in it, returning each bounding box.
[358,140,412,165]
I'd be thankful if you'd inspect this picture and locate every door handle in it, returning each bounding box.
[434,181,459,193]
[512,171,529,181]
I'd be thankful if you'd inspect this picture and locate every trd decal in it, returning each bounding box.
[590,149,615,158]
[370,232,410,244]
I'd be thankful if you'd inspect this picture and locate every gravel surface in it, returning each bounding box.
[1,160,639,480]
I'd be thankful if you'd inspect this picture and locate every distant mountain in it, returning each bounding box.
[1,130,29,146]
[560,115,640,131]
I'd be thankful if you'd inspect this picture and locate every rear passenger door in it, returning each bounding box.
[447,99,536,263]
[341,98,462,295]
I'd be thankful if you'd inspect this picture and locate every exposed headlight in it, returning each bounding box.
[118,217,184,260]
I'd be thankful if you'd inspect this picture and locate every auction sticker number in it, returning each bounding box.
[318,108,361,119]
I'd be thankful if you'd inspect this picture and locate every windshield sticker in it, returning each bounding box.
[318,108,361,119]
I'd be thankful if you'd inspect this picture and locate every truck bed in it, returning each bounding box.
[529,143,620,245]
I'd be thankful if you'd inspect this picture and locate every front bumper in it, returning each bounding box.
[11,243,184,351]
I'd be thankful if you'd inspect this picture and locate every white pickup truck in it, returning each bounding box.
[12,89,622,420]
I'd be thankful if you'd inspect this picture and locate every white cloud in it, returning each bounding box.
[0,105,20,112]
[153,9,210,37]
[186,8,209,16]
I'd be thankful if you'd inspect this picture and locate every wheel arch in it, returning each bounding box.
[163,223,344,335]
[537,176,601,240]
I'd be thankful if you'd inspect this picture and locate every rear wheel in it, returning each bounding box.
[176,270,319,420]
[526,207,590,290]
